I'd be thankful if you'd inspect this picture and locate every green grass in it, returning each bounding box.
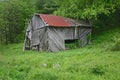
[0,27,120,80]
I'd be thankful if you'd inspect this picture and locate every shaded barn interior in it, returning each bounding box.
[23,13,92,52]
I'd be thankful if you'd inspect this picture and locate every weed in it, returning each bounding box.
[111,38,120,51]
[90,65,105,75]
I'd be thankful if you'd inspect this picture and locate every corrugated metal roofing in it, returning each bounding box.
[39,14,91,27]
[40,14,77,27]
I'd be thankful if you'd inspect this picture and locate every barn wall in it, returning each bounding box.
[25,14,47,50]
[26,14,45,32]
[32,14,45,30]
[47,27,91,52]
[30,27,49,51]
[31,29,40,46]
[52,27,91,47]
[27,26,91,52]
[47,27,65,52]
[53,27,75,40]
[38,27,49,51]
[26,14,45,41]
[78,27,91,47]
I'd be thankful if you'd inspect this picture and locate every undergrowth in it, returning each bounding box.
[111,37,120,51]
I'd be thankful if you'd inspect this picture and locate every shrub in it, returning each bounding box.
[111,38,120,51]
[90,65,105,75]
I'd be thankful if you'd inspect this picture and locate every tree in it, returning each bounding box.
[35,0,59,14]
[0,0,36,44]
[54,0,120,20]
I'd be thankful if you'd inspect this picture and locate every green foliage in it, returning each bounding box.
[35,0,59,14]
[0,0,61,44]
[54,0,120,20]
[111,38,120,51]
[0,0,36,44]
[90,65,105,75]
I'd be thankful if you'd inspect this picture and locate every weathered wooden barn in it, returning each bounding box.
[23,13,92,52]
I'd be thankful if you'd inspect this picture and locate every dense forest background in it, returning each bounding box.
[0,0,120,44]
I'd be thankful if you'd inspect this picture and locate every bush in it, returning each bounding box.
[90,65,105,75]
[111,38,120,51]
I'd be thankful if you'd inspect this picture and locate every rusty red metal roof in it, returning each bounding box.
[39,14,91,27]
[39,14,75,27]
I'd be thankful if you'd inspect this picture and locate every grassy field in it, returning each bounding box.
[0,27,120,80]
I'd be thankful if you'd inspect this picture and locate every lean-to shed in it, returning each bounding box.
[23,13,92,52]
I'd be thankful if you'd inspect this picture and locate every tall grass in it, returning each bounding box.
[0,27,120,80]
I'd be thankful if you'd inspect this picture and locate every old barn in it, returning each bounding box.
[23,13,92,52]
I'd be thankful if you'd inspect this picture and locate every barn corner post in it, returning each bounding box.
[88,31,92,45]
[47,27,51,52]
[23,34,28,51]
[23,27,28,51]
[88,19,93,45]
[23,35,31,51]
[23,36,26,51]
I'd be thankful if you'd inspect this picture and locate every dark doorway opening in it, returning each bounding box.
[65,39,81,49]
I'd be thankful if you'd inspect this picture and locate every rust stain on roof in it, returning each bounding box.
[39,14,75,27]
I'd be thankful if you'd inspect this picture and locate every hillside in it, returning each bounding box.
[0,27,120,80]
